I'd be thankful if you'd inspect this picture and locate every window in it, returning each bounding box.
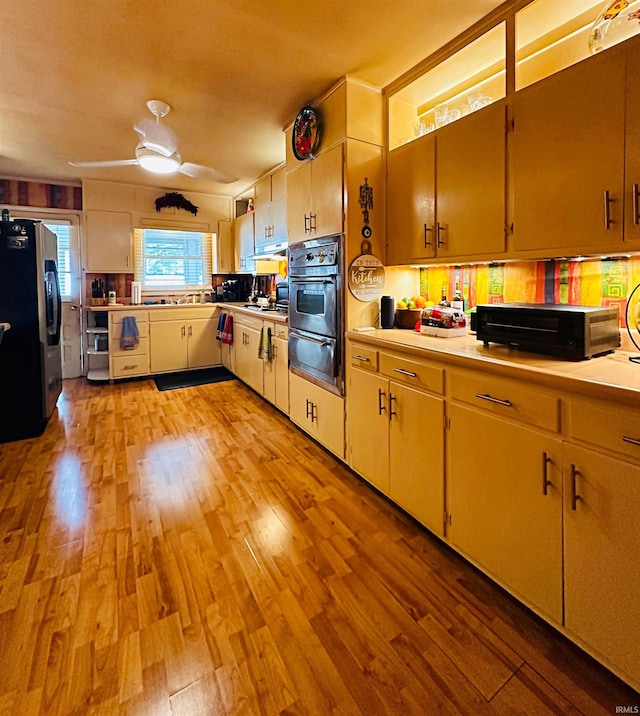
[134,228,213,291]
[44,221,73,299]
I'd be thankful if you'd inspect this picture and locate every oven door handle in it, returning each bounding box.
[290,332,331,347]
[291,278,334,284]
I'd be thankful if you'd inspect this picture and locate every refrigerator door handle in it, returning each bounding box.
[44,259,62,346]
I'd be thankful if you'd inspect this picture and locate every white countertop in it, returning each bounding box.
[347,327,640,405]
[88,301,289,323]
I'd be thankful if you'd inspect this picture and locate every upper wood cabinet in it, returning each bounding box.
[234,211,255,272]
[386,101,506,265]
[254,167,287,250]
[85,209,133,273]
[287,144,343,243]
[511,41,627,256]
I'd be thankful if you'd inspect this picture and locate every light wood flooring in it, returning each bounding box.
[0,376,637,715]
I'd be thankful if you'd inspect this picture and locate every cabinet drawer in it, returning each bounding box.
[110,321,148,341]
[380,352,443,394]
[272,324,289,340]
[450,371,559,432]
[348,343,378,372]
[110,335,149,357]
[148,307,217,322]
[112,353,149,378]
[234,313,264,332]
[568,400,640,460]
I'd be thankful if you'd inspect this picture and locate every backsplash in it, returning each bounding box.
[418,256,640,328]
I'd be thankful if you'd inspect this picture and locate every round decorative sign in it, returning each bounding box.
[348,253,386,302]
[292,106,321,160]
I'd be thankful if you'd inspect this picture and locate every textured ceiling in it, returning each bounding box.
[0,0,506,197]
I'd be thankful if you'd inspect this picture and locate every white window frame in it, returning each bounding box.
[134,227,214,293]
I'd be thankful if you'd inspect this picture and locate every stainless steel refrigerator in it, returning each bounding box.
[0,219,62,442]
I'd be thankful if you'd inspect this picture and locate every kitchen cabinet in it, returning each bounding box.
[216,220,234,274]
[562,398,640,689]
[234,211,255,272]
[287,144,343,243]
[109,310,149,380]
[386,102,506,265]
[233,313,264,395]
[289,372,344,459]
[446,370,563,623]
[347,343,445,535]
[149,308,220,374]
[263,323,289,414]
[85,210,133,273]
[254,168,287,251]
[511,41,628,255]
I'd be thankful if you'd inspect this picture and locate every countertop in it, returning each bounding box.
[88,302,289,324]
[347,327,640,405]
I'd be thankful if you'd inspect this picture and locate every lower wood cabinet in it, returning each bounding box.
[149,308,220,373]
[234,316,264,395]
[289,372,344,459]
[109,310,149,380]
[347,346,445,536]
[447,403,563,623]
[263,323,289,414]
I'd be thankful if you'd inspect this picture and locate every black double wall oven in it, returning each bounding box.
[288,235,343,395]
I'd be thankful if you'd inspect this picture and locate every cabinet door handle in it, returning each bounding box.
[542,452,552,496]
[352,355,370,363]
[378,388,386,415]
[622,435,640,447]
[304,214,310,233]
[570,464,582,511]
[309,213,317,232]
[305,398,311,419]
[188,325,193,337]
[181,325,186,338]
[436,222,446,248]
[633,184,640,226]
[474,392,512,407]
[424,224,432,248]
[389,393,397,419]
[311,403,317,423]
[604,190,612,230]
[393,368,417,378]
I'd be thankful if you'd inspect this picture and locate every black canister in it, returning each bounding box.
[380,295,395,329]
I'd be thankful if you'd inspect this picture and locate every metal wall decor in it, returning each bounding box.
[292,106,321,161]
[359,177,373,238]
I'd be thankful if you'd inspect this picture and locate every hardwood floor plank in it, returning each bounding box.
[0,377,636,714]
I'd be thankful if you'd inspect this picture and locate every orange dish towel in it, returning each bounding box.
[221,313,233,345]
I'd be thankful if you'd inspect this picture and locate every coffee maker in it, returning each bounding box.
[222,279,250,302]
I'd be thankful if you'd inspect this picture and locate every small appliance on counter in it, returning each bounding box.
[472,303,620,359]
[275,281,289,312]
[222,278,250,302]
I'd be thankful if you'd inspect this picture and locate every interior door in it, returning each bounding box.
[16,214,83,378]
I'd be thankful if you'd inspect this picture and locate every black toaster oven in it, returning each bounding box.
[471,303,620,359]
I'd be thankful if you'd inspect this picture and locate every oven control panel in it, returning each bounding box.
[289,238,340,270]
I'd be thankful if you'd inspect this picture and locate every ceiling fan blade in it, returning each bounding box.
[178,162,237,183]
[69,159,139,168]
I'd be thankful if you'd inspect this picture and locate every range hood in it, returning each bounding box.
[251,239,288,260]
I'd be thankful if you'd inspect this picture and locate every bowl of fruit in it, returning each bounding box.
[395,295,428,329]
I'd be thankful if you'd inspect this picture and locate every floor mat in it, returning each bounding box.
[154,366,236,391]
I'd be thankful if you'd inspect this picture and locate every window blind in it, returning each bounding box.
[134,228,213,291]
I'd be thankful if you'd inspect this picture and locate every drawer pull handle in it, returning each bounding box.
[310,402,317,423]
[305,398,311,419]
[542,452,552,496]
[378,388,386,415]
[570,464,582,511]
[622,435,640,446]
[123,364,138,370]
[475,392,512,407]
[393,368,417,378]
[352,355,371,363]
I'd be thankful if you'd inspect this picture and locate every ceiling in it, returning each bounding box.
[0,0,507,198]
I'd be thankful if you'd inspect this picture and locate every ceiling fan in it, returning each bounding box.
[70,99,237,183]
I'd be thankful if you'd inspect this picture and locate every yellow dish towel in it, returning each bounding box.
[258,325,272,361]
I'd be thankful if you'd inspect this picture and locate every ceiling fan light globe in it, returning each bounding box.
[137,148,181,174]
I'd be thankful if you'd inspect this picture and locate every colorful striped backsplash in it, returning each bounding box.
[419,256,640,328]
